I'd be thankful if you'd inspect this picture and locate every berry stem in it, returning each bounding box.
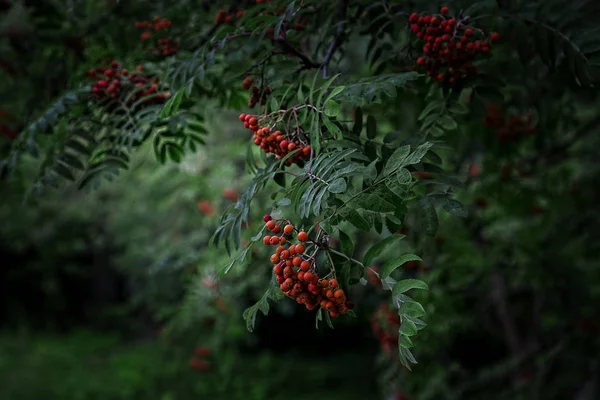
[328,248,365,268]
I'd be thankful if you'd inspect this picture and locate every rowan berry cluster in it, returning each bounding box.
[262,215,354,318]
[484,105,537,142]
[215,9,246,25]
[410,6,499,85]
[242,77,272,108]
[135,16,179,56]
[86,60,169,108]
[371,303,401,356]
[238,113,311,167]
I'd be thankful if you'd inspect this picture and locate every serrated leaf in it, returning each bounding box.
[339,230,354,257]
[437,115,458,130]
[380,254,423,279]
[363,234,406,266]
[399,334,413,348]
[392,279,429,295]
[324,99,340,117]
[322,115,342,139]
[315,308,323,329]
[328,178,347,193]
[399,319,418,336]
[443,198,468,217]
[364,159,378,186]
[385,145,410,172]
[398,300,427,318]
[344,209,371,231]
[324,311,335,329]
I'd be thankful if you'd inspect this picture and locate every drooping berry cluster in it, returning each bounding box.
[87,60,169,108]
[410,6,499,85]
[239,114,311,167]
[484,105,537,142]
[262,215,354,318]
[135,16,180,57]
[242,77,272,108]
[214,8,246,25]
[371,303,401,356]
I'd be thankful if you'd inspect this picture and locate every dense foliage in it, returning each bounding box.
[1,0,600,399]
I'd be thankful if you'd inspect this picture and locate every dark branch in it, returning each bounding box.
[273,38,319,70]
[322,0,349,78]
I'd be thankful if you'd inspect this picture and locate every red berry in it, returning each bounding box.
[491,32,500,41]
[465,28,473,36]
[440,6,449,15]
[263,214,272,222]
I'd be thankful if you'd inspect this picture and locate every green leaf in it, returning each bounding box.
[399,319,418,336]
[324,99,340,117]
[363,234,406,266]
[405,142,434,165]
[344,209,371,231]
[324,311,335,329]
[315,308,323,329]
[53,163,75,181]
[392,279,429,295]
[328,178,347,193]
[364,159,378,186]
[398,300,427,318]
[380,254,423,279]
[385,145,410,172]
[325,86,346,103]
[443,199,468,217]
[322,115,342,139]
[366,115,377,139]
[437,115,458,130]
[399,334,413,348]
[339,230,354,257]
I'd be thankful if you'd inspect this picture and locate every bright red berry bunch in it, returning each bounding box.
[410,6,499,85]
[86,60,169,108]
[484,105,537,142]
[238,114,311,166]
[135,16,179,56]
[215,9,246,25]
[371,303,401,356]
[262,215,354,318]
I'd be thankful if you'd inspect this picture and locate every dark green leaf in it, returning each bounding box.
[363,234,406,266]
[392,279,429,295]
[380,254,423,279]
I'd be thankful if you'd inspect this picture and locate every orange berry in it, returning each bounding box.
[279,237,287,245]
[304,272,316,283]
[272,225,281,234]
[295,243,305,254]
[289,245,297,255]
[297,271,305,281]
[320,279,329,288]
[284,224,294,235]
[286,259,293,267]
[276,246,285,254]
[292,256,302,267]
[326,289,334,299]
[283,266,293,277]
[270,236,280,245]
[273,264,283,275]
[325,301,336,312]
[270,254,280,264]
[297,231,308,242]
[328,279,338,289]
[266,220,276,230]
[280,250,290,260]
[300,260,310,271]
[329,311,339,318]
[263,236,271,245]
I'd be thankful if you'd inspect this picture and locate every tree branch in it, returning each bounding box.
[322,0,349,78]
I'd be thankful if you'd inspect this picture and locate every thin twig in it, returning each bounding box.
[322,0,349,78]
